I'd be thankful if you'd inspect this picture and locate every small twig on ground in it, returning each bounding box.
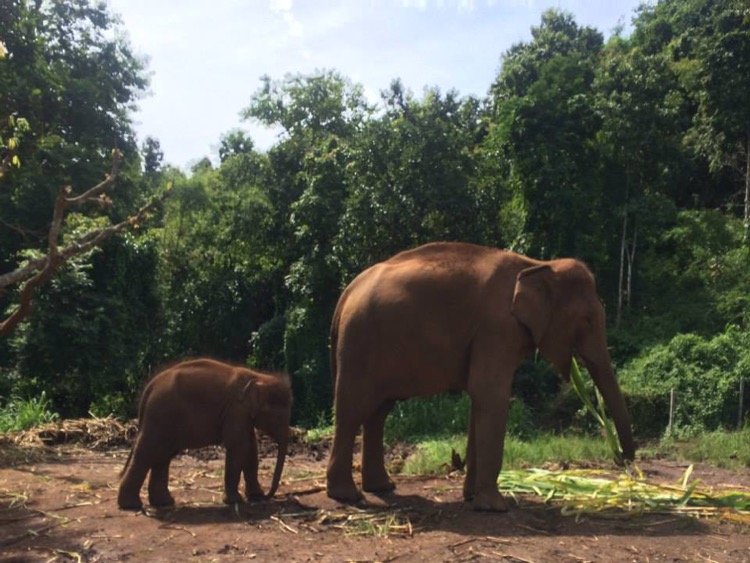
[159,524,196,537]
[0,520,67,548]
[271,514,299,534]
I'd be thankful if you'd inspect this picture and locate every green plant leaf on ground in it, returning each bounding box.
[496,465,750,523]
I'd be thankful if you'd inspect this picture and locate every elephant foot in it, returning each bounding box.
[362,476,396,494]
[463,475,476,502]
[326,480,364,503]
[117,494,143,511]
[244,480,265,501]
[223,491,245,505]
[245,490,265,502]
[148,492,175,508]
[471,490,510,512]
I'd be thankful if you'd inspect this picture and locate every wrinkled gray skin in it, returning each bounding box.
[118,359,291,510]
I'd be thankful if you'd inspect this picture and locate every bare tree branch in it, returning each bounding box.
[0,150,168,337]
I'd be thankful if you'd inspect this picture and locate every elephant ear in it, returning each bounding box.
[511,264,554,347]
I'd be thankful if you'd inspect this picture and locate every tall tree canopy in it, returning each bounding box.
[1,2,748,430]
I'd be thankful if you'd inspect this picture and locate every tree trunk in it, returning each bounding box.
[616,210,627,328]
[744,129,749,246]
[626,218,638,312]
[616,172,630,328]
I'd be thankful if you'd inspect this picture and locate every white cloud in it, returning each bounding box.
[269,0,304,37]
[107,0,644,167]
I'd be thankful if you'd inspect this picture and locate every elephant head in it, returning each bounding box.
[247,375,292,498]
[510,261,636,462]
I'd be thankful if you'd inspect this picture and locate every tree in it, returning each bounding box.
[142,136,164,175]
[242,70,372,422]
[1,0,151,329]
[218,129,254,163]
[487,10,605,263]
[0,0,163,418]
[594,39,689,324]
[0,150,167,337]
[156,157,276,363]
[335,81,483,276]
[633,0,750,240]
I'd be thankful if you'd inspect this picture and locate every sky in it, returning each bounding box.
[106,0,645,170]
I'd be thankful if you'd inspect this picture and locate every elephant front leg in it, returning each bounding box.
[223,446,246,505]
[467,365,515,512]
[362,400,396,493]
[243,430,264,501]
[463,406,477,502]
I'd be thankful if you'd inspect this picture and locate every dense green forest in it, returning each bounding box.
[1,0,748,436]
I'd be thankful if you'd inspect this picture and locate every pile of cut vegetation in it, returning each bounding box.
[498,465,750,524]
[1,416,137,450]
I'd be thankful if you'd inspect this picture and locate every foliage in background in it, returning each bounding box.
[0,392,59,433]
[619,327,750,434]
[0,0,159,417]
[401,433,615,476]
[1,0,749,435]
[384,394,537,444]
[650,427,750,469]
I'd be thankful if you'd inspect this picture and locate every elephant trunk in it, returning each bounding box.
[586,360,636,463]
[266,430,288,498]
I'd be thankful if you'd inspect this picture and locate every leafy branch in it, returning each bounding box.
[0,114,30,179]
[0,149,169,337]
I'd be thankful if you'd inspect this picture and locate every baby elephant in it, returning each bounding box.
[117,359,292,510]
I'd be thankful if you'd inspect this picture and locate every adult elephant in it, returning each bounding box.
[326,242,635,511]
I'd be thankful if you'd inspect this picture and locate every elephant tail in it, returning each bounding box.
[119,442,135,478]
[329,295,344,387]
[120,392,146,478]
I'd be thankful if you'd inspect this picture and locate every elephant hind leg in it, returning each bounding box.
[361,400,396,493]
[147,458,175,508]
[117,436,151,510]
[118,464,148,510]
[326,402,364,503]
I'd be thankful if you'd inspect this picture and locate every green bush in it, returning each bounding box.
[619,326,749,434]
[384,393,470,443]
[623,391,670,438]
[384,393,537,443]
[0,392,59,433]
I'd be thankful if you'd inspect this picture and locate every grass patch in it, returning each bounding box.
[400,428,750,479]
[0,392,59,433]
[305,423,334,444]
[400,436,466,475]
[401,433,614,475]
[644,427,750,470]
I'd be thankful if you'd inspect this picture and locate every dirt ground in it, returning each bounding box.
[1,430,749,563]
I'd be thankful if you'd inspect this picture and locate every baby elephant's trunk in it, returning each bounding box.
[266,430,288,498]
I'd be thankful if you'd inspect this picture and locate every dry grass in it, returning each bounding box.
[0,415,137,466]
